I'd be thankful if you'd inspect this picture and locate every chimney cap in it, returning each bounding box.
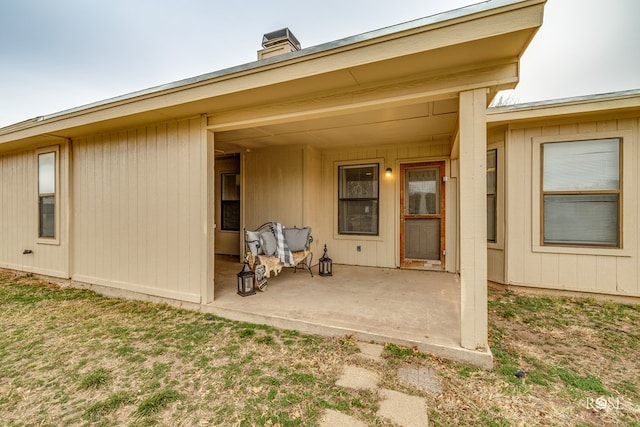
[262,28,301,50]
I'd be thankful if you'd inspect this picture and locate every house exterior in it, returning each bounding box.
[487,90,640,298]
[4,0,636,367]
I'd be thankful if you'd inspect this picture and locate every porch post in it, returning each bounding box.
[458,88,488,351]
[202,124,216,304]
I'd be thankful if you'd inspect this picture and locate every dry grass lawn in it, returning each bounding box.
[0,270,639,426]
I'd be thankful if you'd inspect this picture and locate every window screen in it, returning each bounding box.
[542,138,620,247]
[38,151,56,239]
[487,149,497,243]
[338,164,379,235]
[221,172,240,231]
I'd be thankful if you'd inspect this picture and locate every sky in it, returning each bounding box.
[0,0,639,128]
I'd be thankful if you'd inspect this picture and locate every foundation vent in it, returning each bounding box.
[258,28,301,60]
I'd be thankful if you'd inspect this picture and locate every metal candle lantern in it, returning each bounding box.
[318,244,333,276]
[237,257,256,296]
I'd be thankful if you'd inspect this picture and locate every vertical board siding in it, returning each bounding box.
[487,128,506,283]
[506,128,526,284]
[72,118,205,302]
[241,139,453,270]
[303,146,323,250]
[506,116,640,297]
[243,147,304,229]
[487,249,505,282]
[0,145,69,277]
[319,140,452,269]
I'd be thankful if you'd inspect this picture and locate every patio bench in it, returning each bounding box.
[244,222,314,278]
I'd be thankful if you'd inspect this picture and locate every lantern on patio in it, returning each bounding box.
[318,244,333,277]
[237,257,256,297]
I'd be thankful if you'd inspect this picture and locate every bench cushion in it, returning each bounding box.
[284,227,310,252]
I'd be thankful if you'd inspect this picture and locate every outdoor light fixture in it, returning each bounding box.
[318,244,333,277]
[385,167,392,177]
[237,257,256,297]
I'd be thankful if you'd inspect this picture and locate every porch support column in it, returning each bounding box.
[202,123,215,304]
[458,88,488,351]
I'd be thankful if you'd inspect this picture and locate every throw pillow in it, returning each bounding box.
[284,227,310,252]
[260,231,278,256]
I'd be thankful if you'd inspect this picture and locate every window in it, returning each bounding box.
[38,150,56,239]
[220,172,240,231]
[487,149,497,243]
[541,138,621,247]
[338,164,379,235]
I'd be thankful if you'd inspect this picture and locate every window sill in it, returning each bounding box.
[334,233,383,242]
[532,244,631,257]
[37,238,60,246]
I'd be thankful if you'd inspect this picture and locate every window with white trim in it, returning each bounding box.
[541,138,621,247]
[220,172,240,231]
[338,163,379,235]
[38,150,57,239]
[487,149,497,243]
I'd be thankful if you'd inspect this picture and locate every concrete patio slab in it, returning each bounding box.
[208,255,492,368]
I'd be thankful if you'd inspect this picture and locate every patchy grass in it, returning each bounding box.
[0,270,639,426]
[84,391,135,420]
[79,368,111,390]
[134,388,180,417]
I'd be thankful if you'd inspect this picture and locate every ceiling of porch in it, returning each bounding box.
[213,97,459,152]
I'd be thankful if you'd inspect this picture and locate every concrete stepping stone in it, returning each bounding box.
[335,365,379,391]
[377,388,428,427]
[398,366,442,395]
[318,409,368,427]
[357,342,384,362]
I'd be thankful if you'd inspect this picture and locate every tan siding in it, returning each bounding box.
[506,128,526,284]
[576,256,598,290]
[72,118,205,302]
[303,146,323,258]
[557,254,577,287]
[243,147,304,229]
[487,249,505,282]
[0,145,69,277]
[241,139,453,270]
[505,116,640,297]
[487,127,505,283]
[318,140,452,269]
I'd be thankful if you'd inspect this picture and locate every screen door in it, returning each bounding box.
[400,162,446,268]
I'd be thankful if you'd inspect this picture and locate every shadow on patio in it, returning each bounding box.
[207,255,491,367]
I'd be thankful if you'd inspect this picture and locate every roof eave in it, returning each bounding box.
[0,0,545,146]
[487,89,640,125]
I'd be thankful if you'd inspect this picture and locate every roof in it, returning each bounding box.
[487,88,640,125]
[0,0,545,152]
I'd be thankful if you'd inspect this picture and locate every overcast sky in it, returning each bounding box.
[1,0,639,128]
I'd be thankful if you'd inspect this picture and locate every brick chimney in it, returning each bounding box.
[258,28,301,60]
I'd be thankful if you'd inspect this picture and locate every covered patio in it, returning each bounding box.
[204,0,545,370]
[207,255,491,368]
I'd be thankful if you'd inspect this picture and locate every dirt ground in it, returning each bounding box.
[0,271,639,426]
